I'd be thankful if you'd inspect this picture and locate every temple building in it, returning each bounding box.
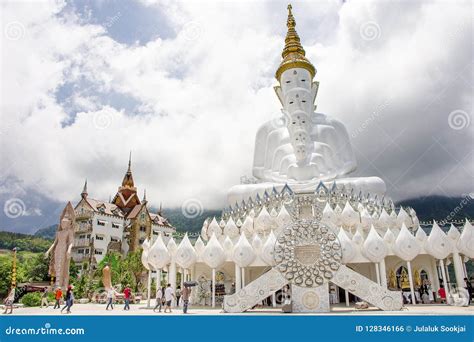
[49,155,175,279]
[141,5,473,312]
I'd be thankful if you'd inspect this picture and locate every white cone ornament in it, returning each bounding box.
[148,233,170,269]
[141,238,151,270]
[175,234,197,269]
[394,224,420,261]
[241,215,254,238]
[223,236,234,259]
[447,224,461,241]
[378,208,390,229]
[384,228,395,243]
[425,221,452,260]
[371,211,381,229]
[260,231,277,266]
[166,237,177,259]
[207,217,222,237]
[254,206,271,234]
[352,228,364,245]
[397,207,412,228]
[334,204,343,226]
[338,228,357,264]
[415,227,427,243]
[194,236,205,258]
[363,225,388,262]
[275,205,291,230]
[270,208,278,230]
[252,234,263,255]
[232,233,256,267]
[224,217,239,239]
[360,209,372,230]
[457,220,474,258]
[341,202,359,227]
[201,219,209,241]
[389,210,397,228]
[202,233,225,269]
[321,203,336,225]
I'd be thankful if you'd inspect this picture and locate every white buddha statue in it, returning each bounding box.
[228,5,385,205]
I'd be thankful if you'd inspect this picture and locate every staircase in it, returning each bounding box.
[223,265,403,313]
[331,265,403,311]
[223,269,288,313]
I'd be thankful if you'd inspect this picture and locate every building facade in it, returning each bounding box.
[50,156,175,279]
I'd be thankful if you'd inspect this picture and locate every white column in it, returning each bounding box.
[211,268,216,308]
[379,259,387,288]
[180,268,184,288]
[158,269,162,289]
[439,259,448,291]
[235,263,241,291]
[146,269,152,308]
[375,263,381,285]
[406,260,416,305]
[452,252,465,289]
[169,261,176,306]
[345,289,350,307]
[241,267,246,287]
[190,265,195,281]
[462,257,468,278]
[272,292,276,308]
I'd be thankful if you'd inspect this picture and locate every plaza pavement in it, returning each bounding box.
[3,303,473,316]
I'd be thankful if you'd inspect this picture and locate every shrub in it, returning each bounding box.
[20,292,42,307]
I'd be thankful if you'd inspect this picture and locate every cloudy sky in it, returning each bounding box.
[0,0,472,233]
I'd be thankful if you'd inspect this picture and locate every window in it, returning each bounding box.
[153,231,158,235]
[139,226,146,232]
[85,249,90,254]
[94,250,103,255]
[139,238,145,244]
[95,235,104,241]
[79,235,85,239]
[110,237,119,242]
[97,220,106,226]
[112,223,120,229]
[78,249,84,254]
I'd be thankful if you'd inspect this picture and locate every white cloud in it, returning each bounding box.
[0,0,472,212]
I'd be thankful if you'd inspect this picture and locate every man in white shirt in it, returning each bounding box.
[164,283,175,313]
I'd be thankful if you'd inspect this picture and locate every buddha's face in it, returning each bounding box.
[280,68,313,162]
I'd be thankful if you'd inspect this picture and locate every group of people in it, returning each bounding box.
[154,284,192,314]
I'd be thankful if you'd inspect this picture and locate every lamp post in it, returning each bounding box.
[11,247,17,288]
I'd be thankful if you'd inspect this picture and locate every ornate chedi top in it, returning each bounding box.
[276,4,316,80]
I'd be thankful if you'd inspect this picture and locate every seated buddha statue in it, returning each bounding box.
[227,5,385,206]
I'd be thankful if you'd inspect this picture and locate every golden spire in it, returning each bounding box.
[275,4,316,80]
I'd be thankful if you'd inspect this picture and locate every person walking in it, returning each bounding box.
[105,287,118,310]
[61,285,74,314]
[2,286,16,314]
[54,287,62,309]
[181,285,191,314]
[464,277,472,305]
[153,287,164,312]
[40,288,49,308]
[164,283,175,313]
[438,285,446,304]
[123,285,132,311]
[176,286,181,307]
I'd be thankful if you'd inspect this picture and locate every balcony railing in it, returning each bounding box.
[75,224,92,233]
[74,239,92,247]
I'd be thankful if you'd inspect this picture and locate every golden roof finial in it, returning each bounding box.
[276,4,316,80]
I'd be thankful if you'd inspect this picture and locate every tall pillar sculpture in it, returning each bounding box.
[202,233,225,308]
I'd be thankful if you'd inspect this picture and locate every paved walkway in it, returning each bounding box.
[4,303,474,316]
